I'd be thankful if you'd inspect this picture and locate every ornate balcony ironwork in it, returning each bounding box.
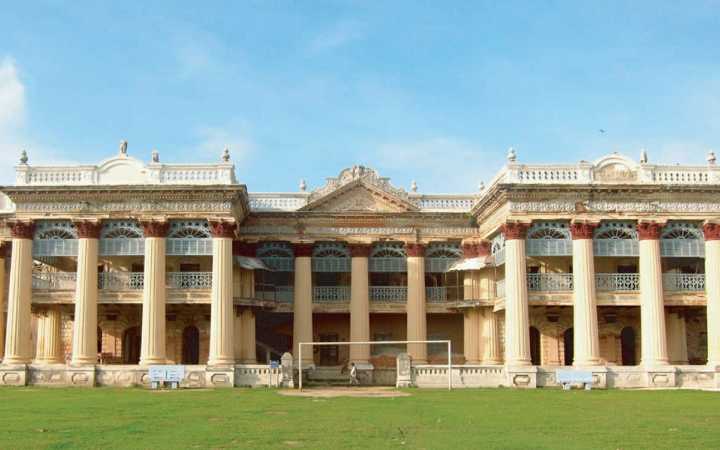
[98,272,144,290]
[32,272,77,290]
[166,238,213,256]
[595,273,639,291]
[526,239,572,256]
[527,273,573,291]
[370,286,407,303]
[33,239,79,257]
[167,272,212,289]
[663,273,705,291]
[426,286,448,302]
[313,286,351,302]
[660,240,705,258]
[593,240,639,257]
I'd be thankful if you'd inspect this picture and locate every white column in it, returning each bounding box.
[481,308,503,365]
[140,221,168,365]
[293,243,314,365]
[503,223,531,366]
[638,222,669,366]
[3,222,34,365]
[240,308,256,364]
[666,311,689,365]
[208,221,236,366]
[35,308,64,364]
[570,223,601,366]
[704,224,720,366]
[0,243,7,361]
[349,244,371,364]
[406,243,427,364]
[71,221,101,365]
[233,308,243,363]
[463,309,481,364]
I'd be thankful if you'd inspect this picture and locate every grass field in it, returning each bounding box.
[1,387,719,449]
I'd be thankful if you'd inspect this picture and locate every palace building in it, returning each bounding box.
[0,143,719,389]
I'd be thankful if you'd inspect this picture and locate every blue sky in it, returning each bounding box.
[1,1,719,193]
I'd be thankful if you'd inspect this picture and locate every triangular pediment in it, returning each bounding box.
[300,179,419,213]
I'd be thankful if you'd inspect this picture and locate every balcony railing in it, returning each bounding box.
[370,286,407,303]
[32,272,77,290]
[313,286,351,302]
[660,240,705,258]
[595,273,639,291]
[527,273,573,291]
[166,238,212,256]
[663,273,705,291]
[526,239,572,256]
[166,272,212,289]
[255,284,294,302]
[99,238,145,256]
[426,286,447,302]
[98,272,145,290]
[33,239,78,257]
[593,240,639,257]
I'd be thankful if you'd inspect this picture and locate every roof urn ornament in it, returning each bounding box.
[119,140,128,156]
[411,180,418,192]
[19,149,28,165]
[708,151,716,166]
[299,179,307,192]
[507,147,517,163]
[151,149,160,163]
[222,146,231,162]
[478,181,485,191]
[639,148,648,164]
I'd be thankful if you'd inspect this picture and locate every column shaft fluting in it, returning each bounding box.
[704,225,720,366]
[349,245,370,364]
[140,222,169,365]
[240,308,256,364]
[502,223,531,366]
[72,222,101,365]
[570,223,601,366]
[35,309,64,364]
[208,221,236,365]
[293,244,314,364]
[666,311,689,365]
[638,222,669,366]
[481,308,503,364]
[463,309,481,364]
[406,244,427,364]
[3,223,34,365]
[0,245,7,361]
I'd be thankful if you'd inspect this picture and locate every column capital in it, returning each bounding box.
[501,222,529,240]
[461,240,490,258]
[9,221,34,239]
[74,220,103,239]
[405,243,425,257]
[349,244,371,257]
[140,220,170,238]
[233,241,257,256]
[293,242,314,257]
[637,221,663,240]
[209,220,237,239]
[703,222,720,241]
[570,222,597,240]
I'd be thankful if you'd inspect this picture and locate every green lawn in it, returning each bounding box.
[1,388,719,449]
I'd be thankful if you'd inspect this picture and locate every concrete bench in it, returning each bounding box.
[556,370,593,390]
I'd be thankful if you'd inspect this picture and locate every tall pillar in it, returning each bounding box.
[481,308,503,365]
[139,221,169,365]
[3,222,34,365]
[406,243,427,364]
[666,310,689,365]
[35,308,64,364]
[240,308,256,364]
[233,308,243,363]
[570,222,601,366]
[502,222,531,366]
[293,243,314,365]
[0,242,7,361]
[638,222,669,366]
[463,309,481,364]
[71,221,101,365]
[703,223,720,366]
[208,221,236,366]
[349,244,371,364]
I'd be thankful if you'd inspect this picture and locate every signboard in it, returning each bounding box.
[149,365,186,383]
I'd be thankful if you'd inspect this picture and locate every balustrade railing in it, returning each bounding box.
[33,239,79,257]
[98,272,145,290]
[99,238,145,256]
[593,240,639,257]
[426,286,448,302]
[527,273,573,291]
[167,272,212,289]
[526,239,572,256]
[663,273,705,291]
[595,273,639,291]
[313,286,351,302]
[32,272,77,290]
[166,238,213,256]
[660,240,705,258]
[370,286,407,303]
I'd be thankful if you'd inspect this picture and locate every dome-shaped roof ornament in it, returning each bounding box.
[708,150,717,166]
[19,149,28,165]
[299,179,307,192]
[640,148,648,164]
[410,180,418,192]
[119,140,128,156]
[507,147,517,163]
[222,146,230,162]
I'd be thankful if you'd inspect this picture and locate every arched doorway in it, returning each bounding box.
[122,326,141,364]
[182,326,200,364]
[529,326,541,365]
[563,328,574,366]
[621,327,636,365]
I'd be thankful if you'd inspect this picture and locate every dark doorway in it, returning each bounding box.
[563,328,574,366]
[122,326,141,364]
[529,326,541,365]
[621,327,636,365]
[182,326,200,364]
[97,327,103,354]
[319,333,339,366]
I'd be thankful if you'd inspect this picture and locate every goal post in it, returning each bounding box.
[297,340,452,391]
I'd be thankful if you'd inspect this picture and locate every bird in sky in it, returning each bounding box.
[599,129,606,134]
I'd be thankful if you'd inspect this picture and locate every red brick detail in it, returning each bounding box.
[570,223,597,240]
[703,223,720,241]
[501,222,529,240]
[405,243,425,257]
[141,221,170,238]
[233,241,257,256]
[349,244,371,258]
[9,221,35,239]
[209,221,236,239]
[293,243,314,257]
[74,221,103,239]
[637,222,662,240]
[462,241,490,258]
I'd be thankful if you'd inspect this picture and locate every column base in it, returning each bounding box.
[506,365,538,389]
[139,358,168,366]
[206,366,234,388]
[481,359,503,366]
[208,358,236,366]
[0,364,28,386]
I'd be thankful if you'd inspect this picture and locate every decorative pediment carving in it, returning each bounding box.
[592,153,638,183]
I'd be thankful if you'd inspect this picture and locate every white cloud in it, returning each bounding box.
[308,20,365,53]
[0,56,25,130]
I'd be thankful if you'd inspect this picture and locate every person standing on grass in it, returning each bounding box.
[349,362,359,385]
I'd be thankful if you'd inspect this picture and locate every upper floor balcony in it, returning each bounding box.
[32,271,214,290]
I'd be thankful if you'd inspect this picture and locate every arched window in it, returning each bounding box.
[182,326,200,364]
[101,220,144,239]
[369,242,407,274]
[530,327,541,365]
[661,222,703,240]
[257,242,294,272]
[527,222,570,240]
[594,222,637,240]
[563,328,574,366]
[312,242,350,276]
[34,221,78,240]
[168,220,211,239]
[370,242,406,258]
[621,327,636,365]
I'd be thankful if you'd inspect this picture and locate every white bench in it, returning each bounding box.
[149,365,185,389]
[556,370,593,390]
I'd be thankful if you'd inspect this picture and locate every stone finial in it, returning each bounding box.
[119,140,128,156]
[222,146,230,162]
[411,180,418,192]
[507,147,517,163]
[19,149,28,165]
[299,179,307,192]
[640,148,648,164]
[708,151,716,166]
[151,149,160,163]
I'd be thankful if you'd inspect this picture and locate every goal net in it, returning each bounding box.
[297,340,452,390]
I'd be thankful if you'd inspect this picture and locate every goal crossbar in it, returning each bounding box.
[298,340,452,391]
